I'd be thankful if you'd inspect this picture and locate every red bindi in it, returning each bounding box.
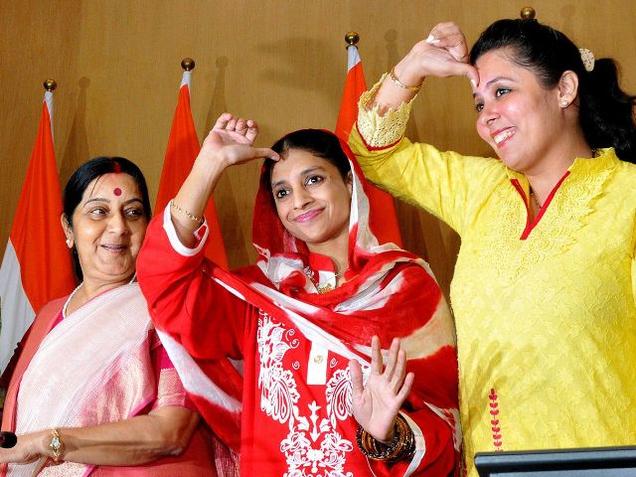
[113,187,122,196]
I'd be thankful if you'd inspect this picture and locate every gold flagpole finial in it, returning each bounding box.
[181,58,196,71]
[43,79,57,92]
[344,32,360,48]
[520,7,536,20]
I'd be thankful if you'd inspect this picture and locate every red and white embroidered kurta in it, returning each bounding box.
[138,132,460,476]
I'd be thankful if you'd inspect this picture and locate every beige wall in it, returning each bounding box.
[2,0,636,297]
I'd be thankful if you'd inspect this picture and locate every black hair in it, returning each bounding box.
[263,129,352,193]
[62,156,151,280]
[470,18,636,163]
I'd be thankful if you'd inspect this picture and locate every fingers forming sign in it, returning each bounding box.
[199,112,279,167]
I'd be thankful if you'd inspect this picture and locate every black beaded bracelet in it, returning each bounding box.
[356,414,416,461]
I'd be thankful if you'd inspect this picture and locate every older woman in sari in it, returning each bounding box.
[0,157,216,476]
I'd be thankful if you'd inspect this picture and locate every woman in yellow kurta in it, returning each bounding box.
[347,17,636,476]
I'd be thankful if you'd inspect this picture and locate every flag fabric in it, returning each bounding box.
[0,90,75,374]
[155,69,229,268]
[336,41,404,247]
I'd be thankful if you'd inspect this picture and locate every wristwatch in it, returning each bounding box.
[49,429,64,462]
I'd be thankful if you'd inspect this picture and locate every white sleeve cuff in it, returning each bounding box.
[162,203,209,257]
[402,412,425,476]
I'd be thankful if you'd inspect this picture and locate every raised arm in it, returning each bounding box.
[370,22,478,115]
[138,113,277,361]
[171,113,279,247]
[348,23,504,235]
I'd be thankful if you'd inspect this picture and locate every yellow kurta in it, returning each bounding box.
[349,92,636,476]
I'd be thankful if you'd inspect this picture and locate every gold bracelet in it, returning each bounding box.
[49,428,64,463]
[170,199,204,225]
[388,67,422,92]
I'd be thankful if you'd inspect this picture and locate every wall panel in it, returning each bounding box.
[2,0,635,298]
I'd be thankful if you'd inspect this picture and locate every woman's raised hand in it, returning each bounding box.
[349,336,414,443]
[395,22,479,87]
[171,113,278,244]
[198,112,279,168]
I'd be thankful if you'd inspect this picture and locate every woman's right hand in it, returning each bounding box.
[394,22,479,87]
[196,113,279,170]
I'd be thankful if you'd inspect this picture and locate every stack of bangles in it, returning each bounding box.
[356,414,415,461]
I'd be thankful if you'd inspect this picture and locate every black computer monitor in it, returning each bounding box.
[475,446,636,477]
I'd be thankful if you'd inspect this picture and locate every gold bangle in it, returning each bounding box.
[49,428,64,463]
[170,199,204,225]
[388,68,422,91]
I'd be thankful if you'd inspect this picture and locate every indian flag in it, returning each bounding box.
[0,86,75,374]
[335,34,403,247]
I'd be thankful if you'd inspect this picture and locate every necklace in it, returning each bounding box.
[62,283,84,318]
[303,266,342,294]
[62,276,136,318]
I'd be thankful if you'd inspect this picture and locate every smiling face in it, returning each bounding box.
[473,48,566,173]
[270,148,352,252]
[63,173,148,285]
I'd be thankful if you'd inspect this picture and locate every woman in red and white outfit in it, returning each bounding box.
[137,114,460,476]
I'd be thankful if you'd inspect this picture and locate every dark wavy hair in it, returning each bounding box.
[470,18,636,163]
[62,156,151,280]
[263,129,351,194]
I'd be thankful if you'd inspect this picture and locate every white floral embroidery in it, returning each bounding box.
[258,312,300,424]
[257,312,355,477]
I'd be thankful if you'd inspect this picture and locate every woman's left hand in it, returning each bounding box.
[349,336,414,443]
[0,430,46,464]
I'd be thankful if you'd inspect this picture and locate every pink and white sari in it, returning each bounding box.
[2,283,216,477]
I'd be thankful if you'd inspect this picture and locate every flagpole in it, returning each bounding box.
[43,79,57,138]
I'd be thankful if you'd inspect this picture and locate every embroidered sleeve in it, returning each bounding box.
[356,74,416,149]
[349,124,503,235]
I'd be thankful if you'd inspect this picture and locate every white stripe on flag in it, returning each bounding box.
[180,70,192,88]
[44,90,54,140]
[0,240,35,374]
[347,45,361,72]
